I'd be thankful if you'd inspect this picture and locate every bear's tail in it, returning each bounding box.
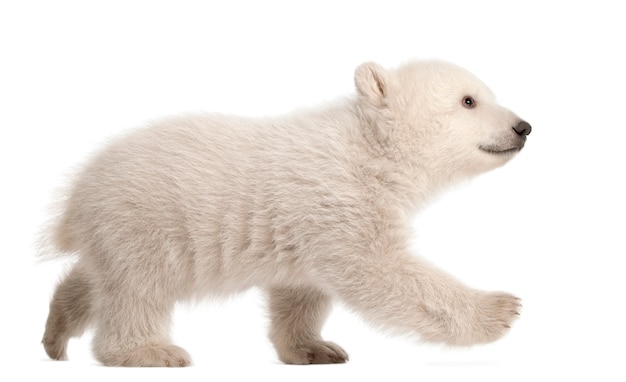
[52,211,81,253]
[37,188,82,261]
[37,214,80,261]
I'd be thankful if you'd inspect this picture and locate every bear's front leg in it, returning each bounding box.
[267,286,349,364]
[316,249,520,346]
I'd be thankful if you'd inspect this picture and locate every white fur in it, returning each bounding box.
[42,60,528,366]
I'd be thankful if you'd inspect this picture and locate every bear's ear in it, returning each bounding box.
[354,62,389,104]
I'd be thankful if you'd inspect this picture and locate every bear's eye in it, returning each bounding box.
[462,96,476,109]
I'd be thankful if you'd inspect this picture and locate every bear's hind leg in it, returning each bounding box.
[42,262,94,360]
[86,236,193,367]
[267,286,348,364]
[91,276,191,367]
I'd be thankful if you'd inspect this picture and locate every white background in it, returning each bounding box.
[1,0,625,380]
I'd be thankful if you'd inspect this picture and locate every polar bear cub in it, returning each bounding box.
[42,60,530,366]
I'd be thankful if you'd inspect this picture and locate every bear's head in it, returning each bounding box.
[354,60,530,182]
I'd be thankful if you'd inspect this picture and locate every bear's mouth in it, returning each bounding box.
[479,145,523,155]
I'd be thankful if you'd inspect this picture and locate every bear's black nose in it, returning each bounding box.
[513,121,532,136]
